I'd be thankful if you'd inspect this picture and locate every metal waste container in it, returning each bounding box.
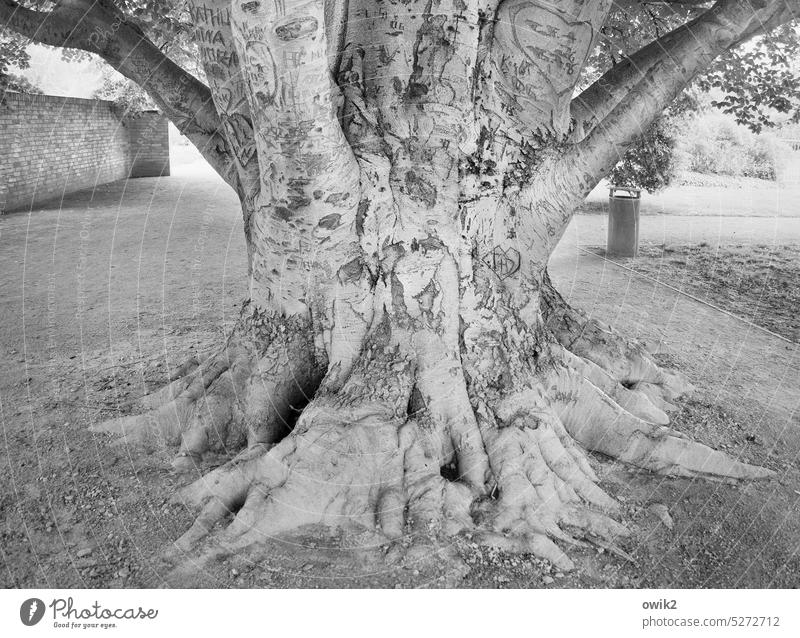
[607,187,641,257]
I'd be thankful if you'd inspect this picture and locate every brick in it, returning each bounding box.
[1,94,170,212]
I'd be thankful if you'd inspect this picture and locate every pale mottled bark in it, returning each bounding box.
[187,0,262,203]
[5,0,792,570]
[489,0,613,140]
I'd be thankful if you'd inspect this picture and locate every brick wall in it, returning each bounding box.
[126,111,171,178]
[0,93,170,212]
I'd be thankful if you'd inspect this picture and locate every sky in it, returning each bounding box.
[16,44,106,98]
[11,43,197,158]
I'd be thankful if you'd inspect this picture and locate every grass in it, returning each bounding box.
[612,242,800,343]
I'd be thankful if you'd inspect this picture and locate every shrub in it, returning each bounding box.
[744,137,776,179]
[679,112,787,181]
[609,116,679,193]
[608,91,700,193]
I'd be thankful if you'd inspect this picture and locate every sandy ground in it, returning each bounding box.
[1,156,799,588]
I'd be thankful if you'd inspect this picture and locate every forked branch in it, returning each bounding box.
[525,0,796,217]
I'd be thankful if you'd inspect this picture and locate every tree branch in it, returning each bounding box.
[0,0,239,189]
[185,0,260,207]
[513,0,796,250]
[570,15,704,139]
[571,0,797,139]
[575,0,796,172]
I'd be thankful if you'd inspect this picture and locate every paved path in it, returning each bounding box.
[583,154,800,218]
[1,163,797,438]
[2,161,798,362]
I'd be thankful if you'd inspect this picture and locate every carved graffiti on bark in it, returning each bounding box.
[493,0,601,137]
[483,246,521,280]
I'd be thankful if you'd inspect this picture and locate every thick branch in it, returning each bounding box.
[571,0,797,139]
[570,13,708,139]
[575,0,795,176]
[512,0,795,254]
[0,0,238,188]
[186,0,260,206]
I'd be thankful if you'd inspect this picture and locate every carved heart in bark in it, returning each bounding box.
[492,0,605,136]
[483,246,522,280]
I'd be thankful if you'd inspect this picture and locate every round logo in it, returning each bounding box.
[20,598,45,626]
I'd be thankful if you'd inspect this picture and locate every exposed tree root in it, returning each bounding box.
[536,274,767,480]
[541,269,692,407]
[546,363,773,482]
[164,319,772,575]
[90,309,325,470]
[169,342,470,560]
[473,412,628,571]
[92,278,773,574]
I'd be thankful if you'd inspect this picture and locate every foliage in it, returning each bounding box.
[698,23,800,134]
[608,92,700,192]
[609,116,678,192]
[1,72,41,93]
[8,1,205,84]
[680,112,789,180]
[0,28,41,93]
[585,1,698,78]
[93,66,154,113]
[580,3,798,187]
[584,2,799,134]
[104,1,205,78]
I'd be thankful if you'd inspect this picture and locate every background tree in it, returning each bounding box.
[699,20,800,132]
[93,67,155,111]
[608,111,680,192]
[1,0,796,571]
[608,92,701,192]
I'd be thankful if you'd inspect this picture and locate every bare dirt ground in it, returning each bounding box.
[1,159,799,589]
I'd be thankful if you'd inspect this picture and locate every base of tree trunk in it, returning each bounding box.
[92,285,772,572]
[6,0,792,583]
[90,308,325,471]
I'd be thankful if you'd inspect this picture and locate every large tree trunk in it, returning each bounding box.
[68,0,782,570]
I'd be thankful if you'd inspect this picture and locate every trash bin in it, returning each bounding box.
[607,187,641,257]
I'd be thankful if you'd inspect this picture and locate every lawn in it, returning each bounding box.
[607,242,800,343]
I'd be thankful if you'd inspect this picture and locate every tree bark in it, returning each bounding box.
[4,0,790,571]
